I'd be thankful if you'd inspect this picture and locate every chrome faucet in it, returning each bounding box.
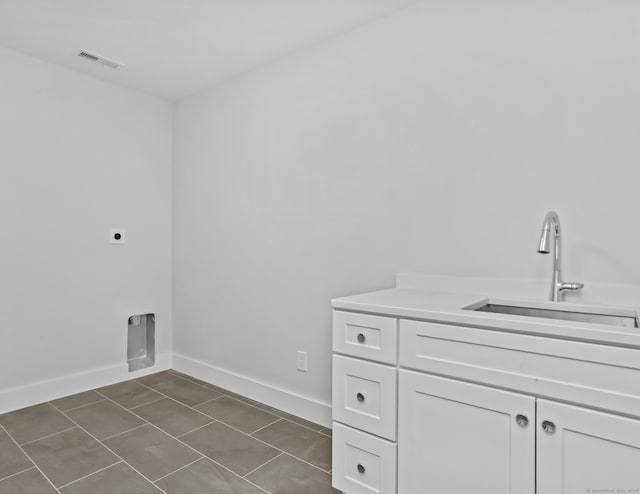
[537,211,584,302]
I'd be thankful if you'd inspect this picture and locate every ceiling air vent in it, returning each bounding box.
[77,49,123,69]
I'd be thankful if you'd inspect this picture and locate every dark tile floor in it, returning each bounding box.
[0,370,337,494]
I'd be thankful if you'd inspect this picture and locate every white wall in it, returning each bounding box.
[0,47,173,410]
[172,0,640,409]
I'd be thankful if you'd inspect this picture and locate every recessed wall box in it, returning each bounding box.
[127,313,155,371]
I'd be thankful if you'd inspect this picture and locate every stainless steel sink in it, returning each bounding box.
[469,303,639,328]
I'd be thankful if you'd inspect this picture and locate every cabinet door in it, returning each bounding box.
[398,370,535,494]
[537,399,640,494]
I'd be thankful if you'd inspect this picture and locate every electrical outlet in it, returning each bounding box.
[297,351,308,372]
[109,228,126,244]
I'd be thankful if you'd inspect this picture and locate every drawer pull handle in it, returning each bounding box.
[356,392,365,402]
[357,333,366,343]
[542,420,556,434]
[357,463,365,474]
[515,414,529,428]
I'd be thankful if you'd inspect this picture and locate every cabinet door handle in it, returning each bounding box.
[357,463,366,474]
[357,333,366,343]
[515,414,529,428]
[542,420,556,434]
[356,392,365,402]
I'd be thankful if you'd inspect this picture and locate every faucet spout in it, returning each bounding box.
[537,211,583,302]
[537,211,559,255]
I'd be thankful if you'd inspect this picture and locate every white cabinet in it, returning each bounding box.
[332,307,640,494]
[398,370,535,494]
[397,370,640,494]
[537,399,640,494]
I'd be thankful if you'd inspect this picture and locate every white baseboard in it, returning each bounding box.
[1,352,333,428]
[0,353,172,414]
[173,353,332,428]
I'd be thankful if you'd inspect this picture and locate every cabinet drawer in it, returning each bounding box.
[398,319,640,418]
[332,422,397,494]
[333,311,397,364]
[333,355,397,440]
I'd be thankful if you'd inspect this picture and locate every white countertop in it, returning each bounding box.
[332,287,484,317]
[332,276,640,348]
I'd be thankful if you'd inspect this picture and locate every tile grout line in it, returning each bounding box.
[148,370,327,433]
[0,372,328,493]
[185,393,225,409]
[100,423,148,442]
[94,388,271,494]
[219,393,325,433]
[167,369,327,433]
[125,384,234,424]
[19,425,79,447]
[50,398,106,414]
[134,379,333,475]
[252,406,326,431]
[137,378,333,474]
[5,369,332,494]
[166,371,214,388]
[53,406,170,494]
[241,424,333,474]
[57,460,124,490]
[252,443,332,476]
[245,425,333,475]
[92,393,218,441]
[241,452,284,479]
[0,423,62,493]
[142,373,211,392]
[121,382,222,421]
[248,417,283,435]
[151,456,203,483]
[128,396,171,411]
[0,465,36,483]
[175,420,217,439]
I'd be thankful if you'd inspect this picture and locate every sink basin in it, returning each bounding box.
[468,303,639,328]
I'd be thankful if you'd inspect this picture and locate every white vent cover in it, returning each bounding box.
[77,49,123,69]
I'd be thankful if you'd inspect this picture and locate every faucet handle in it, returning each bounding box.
[559,282,584,292]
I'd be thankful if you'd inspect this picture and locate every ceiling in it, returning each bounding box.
[0,0,416,100]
